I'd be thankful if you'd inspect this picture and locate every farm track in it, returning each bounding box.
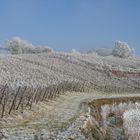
[1,91,140,139]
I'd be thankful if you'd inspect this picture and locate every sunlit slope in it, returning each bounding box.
[0,52,140,90]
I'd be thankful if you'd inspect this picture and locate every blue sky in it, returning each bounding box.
[0,0,140,54]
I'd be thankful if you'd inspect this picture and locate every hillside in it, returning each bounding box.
[0,52,140,89]
[0,52,140,139]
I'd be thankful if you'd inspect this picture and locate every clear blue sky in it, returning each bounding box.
[0,0,140,54]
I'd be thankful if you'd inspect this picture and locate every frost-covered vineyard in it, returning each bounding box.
[1,40,140,139]
[1,38,139,89]
[0,51,140,117]
[0,52,140,89]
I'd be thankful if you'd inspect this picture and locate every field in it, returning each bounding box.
[0,52,140,139]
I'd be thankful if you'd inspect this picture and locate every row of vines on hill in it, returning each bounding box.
[0,81,88,118]
[0,80,140,118]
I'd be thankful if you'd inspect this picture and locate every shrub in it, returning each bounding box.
[4,37,53,54]
[112,41,134,58]
[5,37,34,54]
[123,109,140,140]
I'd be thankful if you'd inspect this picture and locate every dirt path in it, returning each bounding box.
[1,91,140,139]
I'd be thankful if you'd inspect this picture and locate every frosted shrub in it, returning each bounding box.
[4,37,54,54]
[112,41,134,58]
[123,109,140,140]
[101,102,140,128]
[5,37,34,54]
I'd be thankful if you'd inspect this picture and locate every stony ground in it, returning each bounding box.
[0,91,140,140]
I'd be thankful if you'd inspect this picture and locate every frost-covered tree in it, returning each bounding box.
[112,41,134,58]
[4,37,54,54]
[5,37,34,54]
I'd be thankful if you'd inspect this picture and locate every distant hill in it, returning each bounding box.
[87,48,113,56]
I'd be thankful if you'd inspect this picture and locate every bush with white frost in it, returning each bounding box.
[5,37,34,54]
[101,102,140,126]
[5,37,53,54]
[112,41,134,58]
[123,109,140,140]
